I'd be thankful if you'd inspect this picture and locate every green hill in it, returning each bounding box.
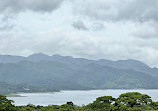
[0,53,158,94]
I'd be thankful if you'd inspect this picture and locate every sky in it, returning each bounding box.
[0,0,158,67]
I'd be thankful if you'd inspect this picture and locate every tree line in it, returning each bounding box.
[1,92,158,111]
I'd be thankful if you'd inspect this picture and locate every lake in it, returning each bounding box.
[8,89,158,106]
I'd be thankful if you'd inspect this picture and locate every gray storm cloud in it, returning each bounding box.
[72,0,158,39]
[72,20,88,30]
[73,0,158,22]
[0,0,65,30]
[0,0,64,13]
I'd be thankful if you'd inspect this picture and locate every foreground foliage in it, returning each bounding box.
[1,92,158,111]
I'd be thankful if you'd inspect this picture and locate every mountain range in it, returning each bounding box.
[0,53,158,94]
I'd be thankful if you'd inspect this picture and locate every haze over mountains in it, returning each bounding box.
[0,53,158,94]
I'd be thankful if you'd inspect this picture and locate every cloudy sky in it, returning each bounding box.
[0,0,158,67]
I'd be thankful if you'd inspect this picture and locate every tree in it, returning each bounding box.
[87,96,115,111]
[114,92,153,110]
[0,94,16,111]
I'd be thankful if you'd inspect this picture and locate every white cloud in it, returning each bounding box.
[0,0,158,67]
[132,20,158,39]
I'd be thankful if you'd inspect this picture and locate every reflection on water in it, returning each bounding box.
[8,89,158,106]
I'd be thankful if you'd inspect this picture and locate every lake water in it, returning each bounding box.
[8,89,158,106]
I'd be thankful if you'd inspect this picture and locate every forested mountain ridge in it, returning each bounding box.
[0,53,158,94]
[0,53,158,77]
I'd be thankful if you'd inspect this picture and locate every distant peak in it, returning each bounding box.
[52,54,73,59]
[52,54,62,57]
[99,59,110,61]
[28,53,49,57]
[120,59,145,64]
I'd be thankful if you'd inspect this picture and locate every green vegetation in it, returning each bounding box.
[0,95,16,111]
[0,60,158,96]
[1,54,158,95]
[1,92,158,111]
[0,81,58,95]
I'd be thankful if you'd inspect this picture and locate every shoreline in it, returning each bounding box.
[6,88,158,97]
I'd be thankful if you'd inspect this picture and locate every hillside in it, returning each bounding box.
[0,53,158,94]
[0,53,158,77]
[0,81,57,95]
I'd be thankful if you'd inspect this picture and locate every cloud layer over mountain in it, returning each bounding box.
[0,0,158,67]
